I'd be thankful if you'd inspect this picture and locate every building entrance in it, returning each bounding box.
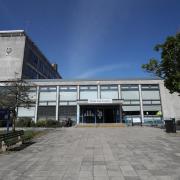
[80,105,121,123]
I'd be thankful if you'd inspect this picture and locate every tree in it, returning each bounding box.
[142,32,180,94]
[0,80,34,131]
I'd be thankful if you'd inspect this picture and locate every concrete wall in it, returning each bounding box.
[0,36,25,81]
[159,82,180,120]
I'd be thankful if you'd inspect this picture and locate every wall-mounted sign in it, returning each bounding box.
[88,99,112,104]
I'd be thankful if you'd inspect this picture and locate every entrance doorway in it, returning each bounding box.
[80,105,121,123]
[104,108,114,123]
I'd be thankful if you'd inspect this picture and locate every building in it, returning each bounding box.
[0,30,61,81]
[0,30,180,125]
[17,79,180,124]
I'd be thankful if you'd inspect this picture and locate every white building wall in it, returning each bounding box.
[160,82,180,120]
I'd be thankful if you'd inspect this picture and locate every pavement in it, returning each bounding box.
[0,127,180,180]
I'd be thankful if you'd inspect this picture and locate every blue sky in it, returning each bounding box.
[0,0,180,79]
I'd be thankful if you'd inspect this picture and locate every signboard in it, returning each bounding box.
[88,99,113,104]
[132,117,141,123]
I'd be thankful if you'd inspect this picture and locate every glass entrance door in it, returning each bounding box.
[80,105,121,124]
[96,109,103,123]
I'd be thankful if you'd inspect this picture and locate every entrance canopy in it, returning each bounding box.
[77,99,123,106]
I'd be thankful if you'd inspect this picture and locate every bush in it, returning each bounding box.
[16,117,35,127]
[36,120,47,127]
[36,120,61,128]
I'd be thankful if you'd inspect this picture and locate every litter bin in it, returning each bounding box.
[164,118,176,133]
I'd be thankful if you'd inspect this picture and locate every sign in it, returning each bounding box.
[88,99,112,104]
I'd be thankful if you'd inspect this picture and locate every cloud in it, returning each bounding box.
[76,63,132,79]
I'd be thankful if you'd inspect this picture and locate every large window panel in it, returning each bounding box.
[80,86,98,100]
[100,85,118,99]
[38,106,56,120]
[122,105,140,111]
[121,91,139,100]
[142,90,160,100]
[18,107,35,117]
[143,105,161,111]
[60,86,77,101]
[39,87,57,101]
[101,91,118,99]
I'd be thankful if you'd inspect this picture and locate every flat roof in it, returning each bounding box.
[27,77,162,82]
[0,30,24,33]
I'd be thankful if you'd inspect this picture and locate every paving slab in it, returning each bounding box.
[0,127,180,180]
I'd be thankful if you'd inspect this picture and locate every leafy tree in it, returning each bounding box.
[142,33,180,94]
[0,80,34,131]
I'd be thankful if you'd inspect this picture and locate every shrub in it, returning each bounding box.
[16,117,35,127]
[36,120,47,127]
[36,120,60,128]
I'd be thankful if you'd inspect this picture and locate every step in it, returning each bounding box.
[76,123,126,128]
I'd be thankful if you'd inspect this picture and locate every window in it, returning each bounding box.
[59,86,77,101]
[100,85,118,99]
[39,86,57,101]
[121,85,139,100]
[80,86,98,100]
[141,90,160,100]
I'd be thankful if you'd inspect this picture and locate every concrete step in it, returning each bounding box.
[76,123,126,128]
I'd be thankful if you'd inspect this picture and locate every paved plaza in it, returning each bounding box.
[0,127,180,180]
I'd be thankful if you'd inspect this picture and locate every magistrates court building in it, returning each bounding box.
[0,30,180,125]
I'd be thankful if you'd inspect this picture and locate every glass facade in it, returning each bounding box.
[15,83,164,125]
[141,84,162,125]
[22,44,61,79]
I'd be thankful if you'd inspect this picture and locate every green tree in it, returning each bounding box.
[0,80,34,131]
[142,33,180,94]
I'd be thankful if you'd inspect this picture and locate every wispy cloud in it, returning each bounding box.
[76,63,132,79]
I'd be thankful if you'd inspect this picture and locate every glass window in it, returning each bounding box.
[121,84,139,90]
[18,106,35,117]
[60,86,77,101]
[142,90,160,100]
[39,86,57,101]
[122,106,140,111]
[80,86,98,100]
[121,91,139,100]
[100,85,118,99]
[141,84,159,90]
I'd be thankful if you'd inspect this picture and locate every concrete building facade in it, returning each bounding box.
[16,79,180,124]
[0,30,61,81]
[0,30,180,125]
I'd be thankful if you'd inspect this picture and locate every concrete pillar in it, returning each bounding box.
[139,84,144,124]
[98,84,100,99]
[56,86,59,121]
[77,104,80,124]
[118,84,121,99]
[34,86,39,123]
[77,85,80,100]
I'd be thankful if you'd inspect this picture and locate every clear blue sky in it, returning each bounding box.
[0,0,180,79]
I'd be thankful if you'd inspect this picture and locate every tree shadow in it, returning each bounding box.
[9,141,35,151]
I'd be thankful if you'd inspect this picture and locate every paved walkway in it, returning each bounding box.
[0,127,180,180]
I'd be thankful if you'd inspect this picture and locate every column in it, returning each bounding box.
[98,84,100,99]
[119,105,123,123]
[139,84,144,125]
[77,104,80,124]
[118,84,121,99]
[34,86,39,123]
[77,85,80,100]
[56,85,59,121]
